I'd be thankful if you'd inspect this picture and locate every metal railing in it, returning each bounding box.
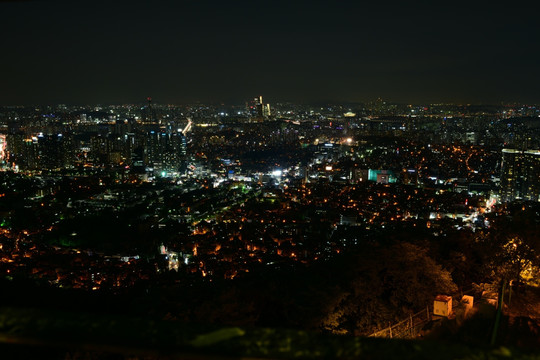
[369,288,475,339]
[369,306,431,339]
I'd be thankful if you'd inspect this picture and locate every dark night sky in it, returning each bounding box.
[1,0,539,105]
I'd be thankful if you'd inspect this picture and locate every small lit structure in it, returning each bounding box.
[461,295,474,317]
[433,295,452,317]
[481,290,498,308]
[461,295,473,309]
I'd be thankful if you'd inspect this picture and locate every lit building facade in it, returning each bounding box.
[248,96,271,121]
[500,148,540,202]
[145,130,187,172]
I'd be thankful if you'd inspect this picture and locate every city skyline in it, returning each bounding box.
[1,1,539,106]
[1,52,540,355]
[3,1,540,354]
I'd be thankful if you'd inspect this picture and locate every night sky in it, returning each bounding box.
[1,0,539,105]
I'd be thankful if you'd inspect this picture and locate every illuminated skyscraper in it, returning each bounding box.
[248,96,271,121]
[263,103,271,117]
[0,134,6,163]
[254,96,264,118]
[144,127,187,173]
[500,149,540,202]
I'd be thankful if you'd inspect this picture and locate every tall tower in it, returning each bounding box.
[249,96,270,122]
[500,149,523,202]
[500,148,540,202]
[523,150,540,201]
[143,97,158,124]
[254,96,264,118]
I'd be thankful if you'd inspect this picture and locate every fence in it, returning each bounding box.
[369,288,475,339]
[369,306,431,339]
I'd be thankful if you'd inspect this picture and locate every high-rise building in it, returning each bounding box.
[248,96,271,121]
[6,134,38,170]
[37,133,74,170]
[7,132,74,170]
[142,97,158,124]
[254,96,263,118]
[0,134,6,163]
[500,148,540,202]
[263,103,271,117]
[145,129,187,173]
